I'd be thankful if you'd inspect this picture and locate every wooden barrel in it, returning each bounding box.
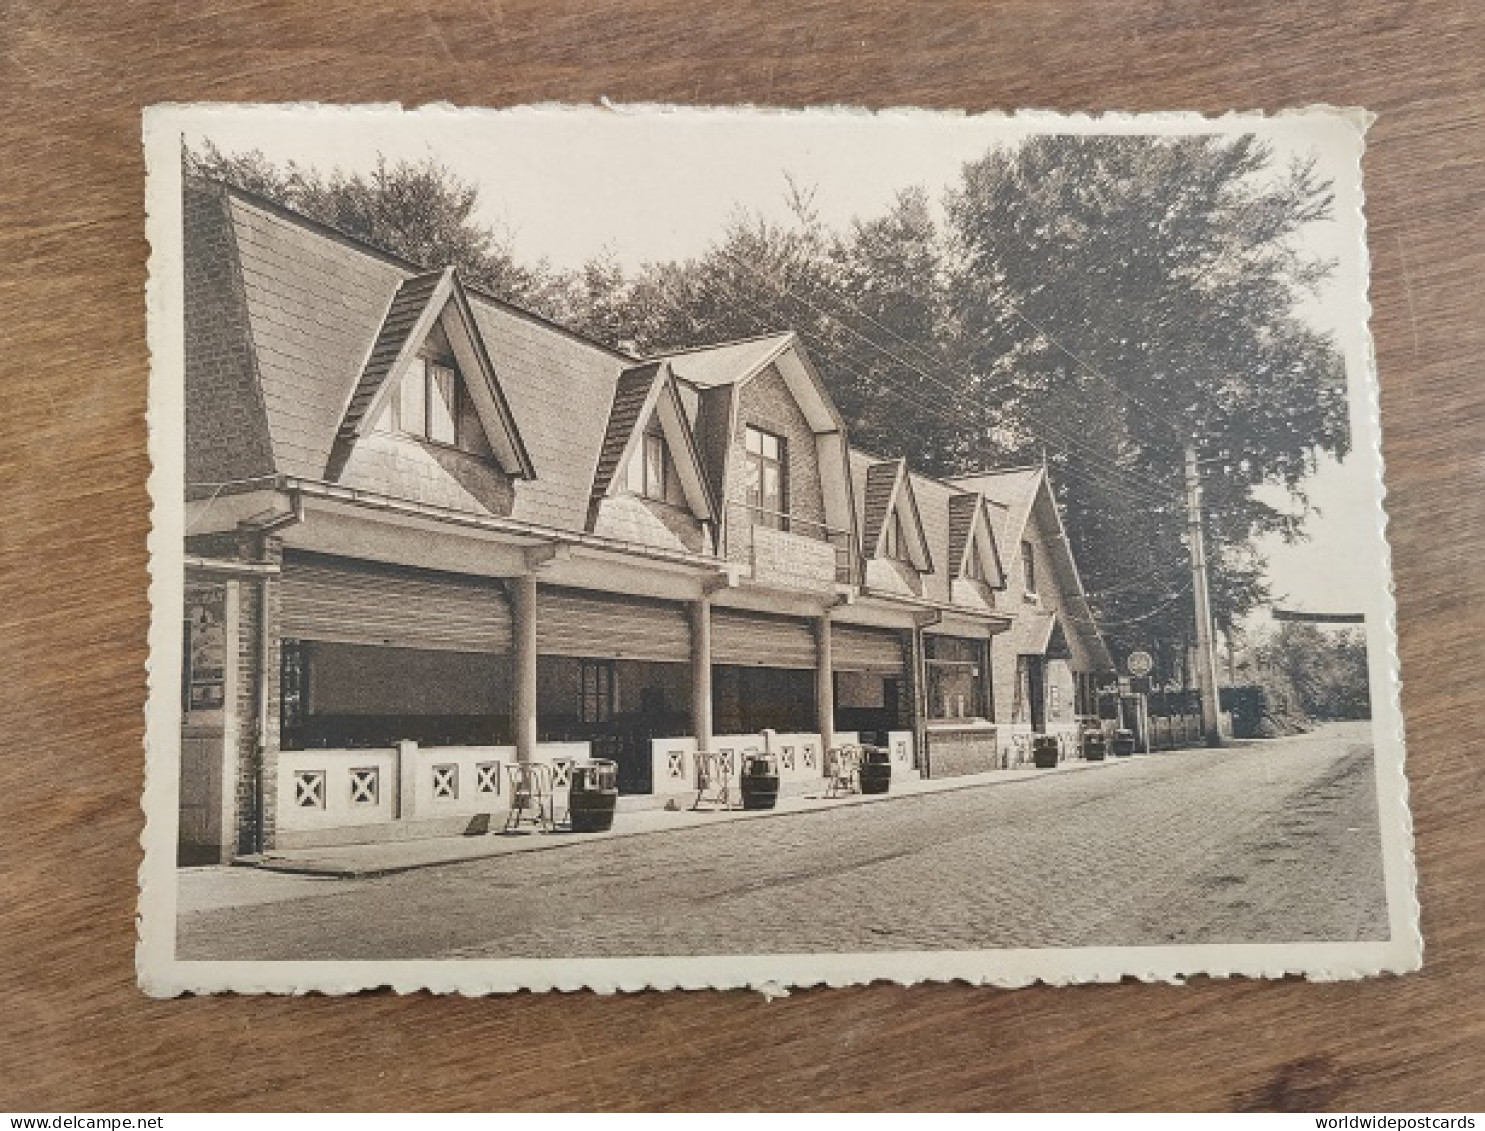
[740,753,781,810]
[858,745,892,794]
[568,760,619,832]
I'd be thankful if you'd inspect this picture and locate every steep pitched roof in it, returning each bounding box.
[203,183,633,533]
[953,465,1114,671]
[466,301,629,532]
[223,187,410,482]
[183,181,276,489]
[657,332,794,388]
[947,493,978,574]
[947,491,1007,588]
[337,269,444,440]
[329,267,535,480]
[953,466,1044,551]
[589,361,718,524]
[591,363,662,503]
[861,461,899,551]
[852,454,933,573]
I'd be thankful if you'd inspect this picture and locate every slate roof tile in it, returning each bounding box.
[590,363,661,505]
[212,185,631,533]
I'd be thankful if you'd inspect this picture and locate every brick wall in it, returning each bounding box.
[183,181,275,488]
[729,363,827,534]
[926,728,999,777]
[184,529,282,854]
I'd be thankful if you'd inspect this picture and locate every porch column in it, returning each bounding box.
[815,611,835,752]
[691,594,713,753]
[980,638,996,723]
[512,573,538,764]
[910,625,930,777]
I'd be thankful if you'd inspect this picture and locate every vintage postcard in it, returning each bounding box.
[138,104,1418,995]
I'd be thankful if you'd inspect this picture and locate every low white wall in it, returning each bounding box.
[413,744,509,820]
[765,732,825,784]
[278,748,398,831]
[650,732,831,795]
[651,736,699,796]
[884,730,917,780]
[277,740,592,833]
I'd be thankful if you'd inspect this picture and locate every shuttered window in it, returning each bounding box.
[536,586,690,663]
[280,553,513,653]
[711,609,817,669]
[831,623,906,674]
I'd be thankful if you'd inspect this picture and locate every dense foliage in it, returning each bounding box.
[188,136,1350,679]
[1240,624,1371,721]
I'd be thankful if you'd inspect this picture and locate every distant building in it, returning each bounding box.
[178,180,1114,862]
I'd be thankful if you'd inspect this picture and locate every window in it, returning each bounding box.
[626,429,670,501]
[925,637,987,720]
[279,638,306,749]
[427,362,457,445]
[1021,540,1037,594]
[579,659,615,724]
[383,356,465,448]
[964,543,986,582]
[744,426,787,530]
[882,509,908,561]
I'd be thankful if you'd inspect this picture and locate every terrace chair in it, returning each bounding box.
[503,761,555,832]
[825,745,861,799]
[691,749,734,811]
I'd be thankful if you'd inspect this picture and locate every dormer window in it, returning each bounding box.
[882,509,909,562]
[383,356,457,445]
[626,428,672,501]
[744,426,788,530]
[1021,540,1037,595]
[377,354,491,458]
[965,546,986,583]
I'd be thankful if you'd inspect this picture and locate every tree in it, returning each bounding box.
[184,141,570,315]
[945,135,1350,672]
[1249,624,1370,721]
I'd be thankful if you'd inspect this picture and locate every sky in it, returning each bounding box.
[177,105,1387,632]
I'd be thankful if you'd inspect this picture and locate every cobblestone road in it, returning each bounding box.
[177,723,1389,960]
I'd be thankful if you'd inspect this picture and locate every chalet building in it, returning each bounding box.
[952,468,1115,765]
[177,179,1112,863]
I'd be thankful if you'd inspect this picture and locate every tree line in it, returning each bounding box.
[186,135,1350,678]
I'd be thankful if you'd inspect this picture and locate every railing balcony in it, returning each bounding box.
[723,501,856,589]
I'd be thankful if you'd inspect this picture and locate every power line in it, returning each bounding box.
[1062,581,1195,629]
[720,246,1192,474]
[997,297,1194,440]
[707,256,1181,509]
[705,271,1178,512]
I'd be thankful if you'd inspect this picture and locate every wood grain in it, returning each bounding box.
[2,0,1481,1112]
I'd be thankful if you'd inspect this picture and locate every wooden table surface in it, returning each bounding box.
[3,0,1481,1112]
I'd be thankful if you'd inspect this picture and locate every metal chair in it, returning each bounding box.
[503,761,555,832]
[825,745,861,798]
[691,749,734,811]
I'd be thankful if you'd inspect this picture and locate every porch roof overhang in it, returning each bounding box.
[850,586,1014,634]
[275,477,740,583]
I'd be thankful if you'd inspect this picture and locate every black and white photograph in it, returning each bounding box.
[139,104,1417,994]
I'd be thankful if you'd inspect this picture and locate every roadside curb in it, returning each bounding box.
[247,752,1143,879]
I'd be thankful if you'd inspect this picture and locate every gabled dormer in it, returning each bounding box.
[588,361,719,554]
[859,457,933,595]
[658,332,858,591]
[326,268,535,511]
[947,491,1007,607]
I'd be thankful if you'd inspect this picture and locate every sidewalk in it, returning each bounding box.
[245,753,1144,879]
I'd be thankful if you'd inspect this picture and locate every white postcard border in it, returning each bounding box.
[138,102,1420,996]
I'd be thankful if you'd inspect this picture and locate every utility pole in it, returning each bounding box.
[1185,444,1224,747]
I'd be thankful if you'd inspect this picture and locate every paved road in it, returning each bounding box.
[177,722,1389,960]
